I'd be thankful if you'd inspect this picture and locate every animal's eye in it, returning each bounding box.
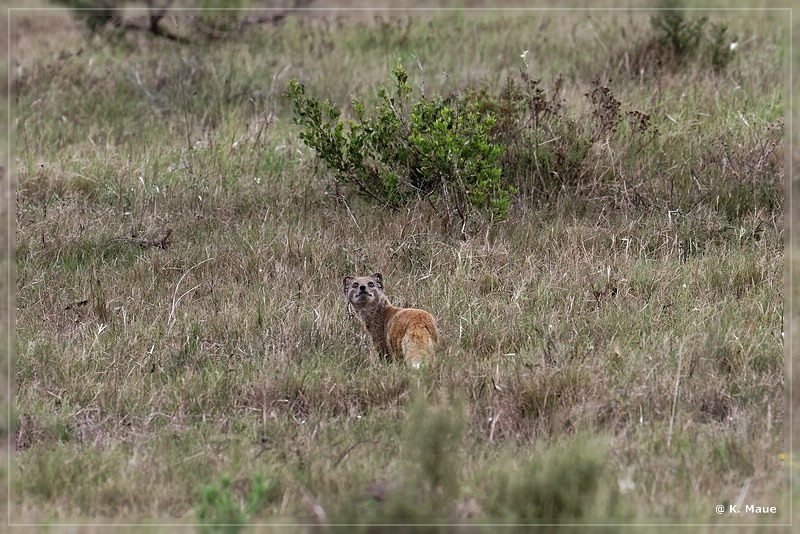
[368,282,374,287]
[352,282,358,288]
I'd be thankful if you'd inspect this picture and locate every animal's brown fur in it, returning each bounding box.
[343,273,438,368]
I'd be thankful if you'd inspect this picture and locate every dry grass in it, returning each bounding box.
[8,1,790,529]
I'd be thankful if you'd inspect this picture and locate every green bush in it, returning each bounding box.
[286,61,666,222]
[384,394,467,521]
[285,60,513,229]
[649,0,738,72]
[650,0,707,60]
[285,59,659,226]
[486,434,625,522]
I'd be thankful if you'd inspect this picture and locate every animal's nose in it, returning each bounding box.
[359,285,367,291]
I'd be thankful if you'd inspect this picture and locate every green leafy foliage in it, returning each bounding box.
[285,60,513,228]
[196,474,279,533]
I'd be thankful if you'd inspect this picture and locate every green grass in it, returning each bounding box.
[10,1,790,529]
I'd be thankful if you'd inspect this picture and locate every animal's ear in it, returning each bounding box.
[343,276,354,296]
[372,273,383,288]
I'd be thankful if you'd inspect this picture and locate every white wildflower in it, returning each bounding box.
[618,473,635,494]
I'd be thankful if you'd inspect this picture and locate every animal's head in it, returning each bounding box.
[343,273,385,308]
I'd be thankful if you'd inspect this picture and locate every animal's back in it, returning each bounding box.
[387,308,439,368]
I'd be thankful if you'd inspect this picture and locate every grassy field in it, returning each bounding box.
[8,0,793,531]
